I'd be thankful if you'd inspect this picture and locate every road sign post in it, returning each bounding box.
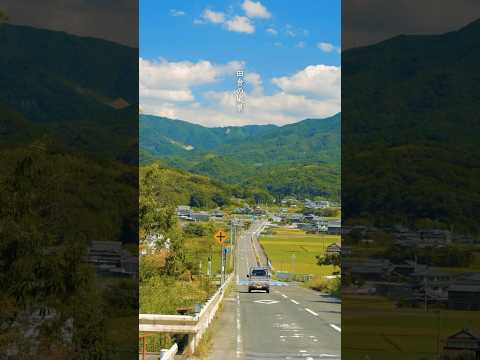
[221,246,225,285]
[214,229,228,285]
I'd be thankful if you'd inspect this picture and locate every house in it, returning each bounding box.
[190,211,210,222]
[327,220,341,235]
[121,250,139,278]
[85,241,135,278]
[326,243,341,256]
[211,209,224,219]
[176,205,192,219]
[443,329,480,360]
[448,273,480,310]
[345,258,392,282]
[86,241,122,268]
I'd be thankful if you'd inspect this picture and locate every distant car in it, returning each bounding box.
[247,266,270,293]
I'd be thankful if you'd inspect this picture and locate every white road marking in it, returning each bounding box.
[281,294,288,299]
[305,308,319,316]
[290,299,300,305]
[254,299,279,304]
[329,324,341,332]
[236,292,241,358]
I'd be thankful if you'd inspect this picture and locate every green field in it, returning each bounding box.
[259,227,340,277]
[343,295,480,360]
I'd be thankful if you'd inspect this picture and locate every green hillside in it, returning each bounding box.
[139,113,341,200]
[140,114,277,156]
[343,18,480,233]
[0,24,137,123]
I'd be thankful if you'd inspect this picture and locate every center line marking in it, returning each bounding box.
[290,299,299,305]
[329,324,341,332]
[305,308,318,316]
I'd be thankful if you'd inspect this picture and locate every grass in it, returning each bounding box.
[342,294,480,360]
[106,316,139,359]
[140,220,234,315]
[259,227,340,278]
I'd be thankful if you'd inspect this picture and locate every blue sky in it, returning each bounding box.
[140,0,340,127]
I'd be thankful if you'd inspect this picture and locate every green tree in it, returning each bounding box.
[317,253,341,272]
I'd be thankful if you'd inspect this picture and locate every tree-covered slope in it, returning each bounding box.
[139,113,341,200]
[343,18,480,233]
[0,23,137,123]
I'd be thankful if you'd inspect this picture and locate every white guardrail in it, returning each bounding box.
[140,273,234,354]
[159,343,178,360]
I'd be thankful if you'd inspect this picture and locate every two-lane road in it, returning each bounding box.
[207,219,341,360]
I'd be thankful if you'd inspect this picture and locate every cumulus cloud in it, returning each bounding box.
[201,9,226,24]
[241,0,271,19]
[140,61,340,127]
[139,57,244,103]
[272,65,340,100]
[195,8,255,34]
[225,15,255,33]
[245,72,264,95]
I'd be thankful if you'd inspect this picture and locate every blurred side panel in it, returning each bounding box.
[0,1,139,359]
[342,1,480,359]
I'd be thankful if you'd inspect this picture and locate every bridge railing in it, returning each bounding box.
[139,272,234,354]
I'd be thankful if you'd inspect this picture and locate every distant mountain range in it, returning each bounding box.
[140,113,341,200]
[0,23,138,162]
[343,18,480,232]
[140,113,340,164]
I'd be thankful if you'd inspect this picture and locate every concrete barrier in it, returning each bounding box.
[139,273,234,354]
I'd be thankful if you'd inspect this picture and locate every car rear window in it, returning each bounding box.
[251,269,267,277]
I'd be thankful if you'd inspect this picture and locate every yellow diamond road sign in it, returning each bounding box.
[214,230,228,244]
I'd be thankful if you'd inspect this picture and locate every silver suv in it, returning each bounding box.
[247,266,270,293]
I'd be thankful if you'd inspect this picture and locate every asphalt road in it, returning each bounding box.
[207,219,341,360]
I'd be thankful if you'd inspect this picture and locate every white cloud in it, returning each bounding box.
[195,9,255,34]
[296,41,306,48]
[286,29,296,37]
[225,16,255,33]
[139,57,244,103]
[141,62,340,127]
[274,41,283,47]
[201,9,225,24]
[317,42,337,53]
[169,9,185,17]
[241,0,271,19]
[245,72,264,95]
[266,27,278,35]
[272,65,340,100]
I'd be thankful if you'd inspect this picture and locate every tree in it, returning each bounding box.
[189,192,207,208]
[317,253,341,273]
[212,192,227,207]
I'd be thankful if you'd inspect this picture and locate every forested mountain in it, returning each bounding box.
[139,113,341,200]
[140,115,276,155]
[0,24,137,123]
[140,113,340,164]
[343,18,480,233]
[0,24,138,162]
